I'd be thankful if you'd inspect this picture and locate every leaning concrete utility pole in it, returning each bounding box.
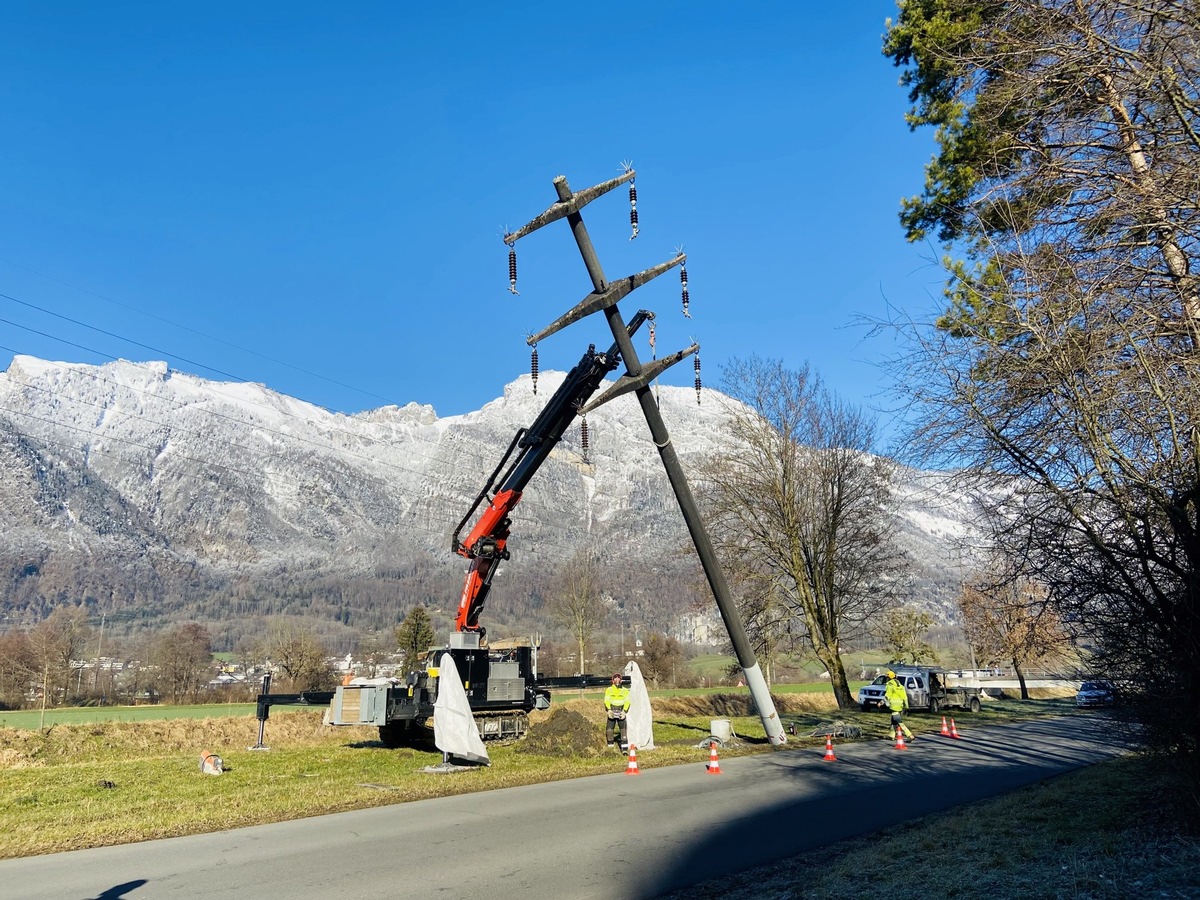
[505,168,787,746]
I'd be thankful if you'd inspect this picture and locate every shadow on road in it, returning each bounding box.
[636,715,1123,898]
[85,879,148,900]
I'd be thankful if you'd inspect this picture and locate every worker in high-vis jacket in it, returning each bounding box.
[884,670,915,742]
[604,672,631,748]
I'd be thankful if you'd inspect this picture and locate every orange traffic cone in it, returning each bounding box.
[706,740,724,774]
[893,729,908,750]
[950,718,961,739]
[940,715,951,736]
[624,744,641,774]
[822,734,837,761]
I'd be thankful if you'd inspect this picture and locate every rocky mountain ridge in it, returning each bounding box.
[0,355,984,650]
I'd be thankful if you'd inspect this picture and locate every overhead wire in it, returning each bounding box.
[0,287,619,508]
[0,282,438,443]
[0,257,399,407]
[1,290,277,392]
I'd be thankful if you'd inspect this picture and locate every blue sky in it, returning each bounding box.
[0,2,942,446]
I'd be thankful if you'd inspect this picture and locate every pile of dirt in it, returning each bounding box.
[518,706,606,757]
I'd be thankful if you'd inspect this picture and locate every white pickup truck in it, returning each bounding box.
[857,665,984,714]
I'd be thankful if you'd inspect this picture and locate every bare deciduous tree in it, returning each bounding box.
[150,623,213,703]
[0,630,35,709]
[27,607,91,710]
[545,548,607,676]
[640,631,687,689]
[700,357,909,708]
[260,618,335,692]
[957,565,1074,700]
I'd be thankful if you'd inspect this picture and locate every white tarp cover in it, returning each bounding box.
[624,661,655,750]
[433,653,489,765]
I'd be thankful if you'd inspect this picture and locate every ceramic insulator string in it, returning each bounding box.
[580,415,590,463]
[694,354,702,405]
[508,244,519,295]
[530,345,539,395]
[680,264,690,318]
[629,182,639,240]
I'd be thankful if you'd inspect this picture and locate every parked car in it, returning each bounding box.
[1075,680,1116,708]
[858,674,889,711]
[857,666,984,714]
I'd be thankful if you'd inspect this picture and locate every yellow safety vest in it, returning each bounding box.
[604,684,630,711]
[884,678,908,712]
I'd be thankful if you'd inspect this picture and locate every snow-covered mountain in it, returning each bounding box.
[0,355,985,648]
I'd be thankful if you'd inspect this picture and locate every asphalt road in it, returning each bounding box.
[1,714,1122,900]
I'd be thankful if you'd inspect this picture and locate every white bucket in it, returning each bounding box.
[710,719,732,743]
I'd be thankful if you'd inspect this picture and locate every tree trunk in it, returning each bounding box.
[816,645,854,708]
[1014,661,1028,701]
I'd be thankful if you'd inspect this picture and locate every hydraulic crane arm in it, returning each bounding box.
[451,312,651,633]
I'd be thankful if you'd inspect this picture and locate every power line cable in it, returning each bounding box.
[0,260,399,407]
[0,291,277,392]
[0,293,609,484]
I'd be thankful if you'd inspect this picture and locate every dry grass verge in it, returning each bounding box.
[0,713,342,769]
[652,692,838,717]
